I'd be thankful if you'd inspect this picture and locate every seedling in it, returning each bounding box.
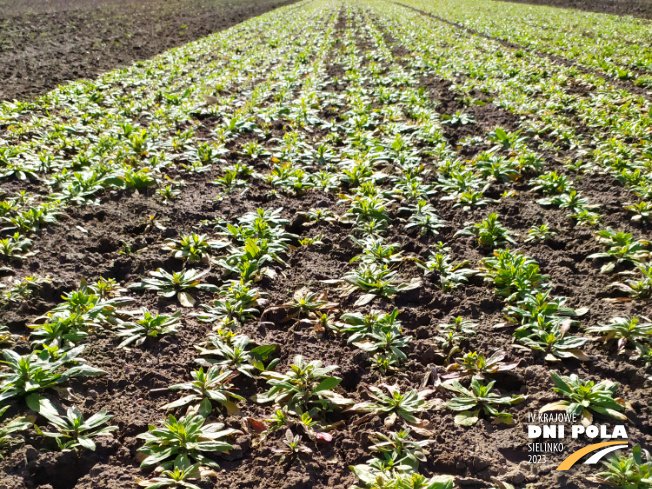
[349,385,438,427]
[334,263,421,306]
[443,351,522,380]
[417,249,476,292]
[436,316,477,354]
[139,454,203,489]
[337,308,402,343]
[0,346,104,410]
[161,367,243,414]
[540,372,629,426]
[588,229,650,273]
[531,171,571,195]
[164,234,228,264]
[480,249,550,303]
[0,405,31,458]
[28,311,90,348]
[0,233,34,260]
[368,429,432,472]
[457,213,516,249]
[264,288,337,324]
[136,412,237,469]
[442,111,475,126]
[196,333,277,376]
[525,224,557,244]
[625,202,652,223]
[115,310,181,348]
[129,268,218,307]
[157,185,182,203]
[351,470,453,489]
[516,324,590,362]
[253,355,352,415]
[273,429,313,460]
[487,127,527,151]
[443,378,526,425]
[586,316,652,355]
[350,236,405,265]
[588,445,652,488]
[402,200,446,236]
[196,280,264,328]
[613,264,652,300]
[35,405,117,451]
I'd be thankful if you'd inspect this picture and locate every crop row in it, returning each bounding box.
[0,1,651,488]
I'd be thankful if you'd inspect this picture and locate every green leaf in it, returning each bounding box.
[313,376,341,393]
[454,410,479,426]
[198,398,213,418]
[25,393,43,412]
[77,436,96,451]
[250,345,276,362]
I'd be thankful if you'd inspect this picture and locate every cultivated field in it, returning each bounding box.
[0,0,296,101]
[0,1,651,489]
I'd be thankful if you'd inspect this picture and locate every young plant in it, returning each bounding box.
[516,324,590,362]
[487,127,527,151]
[351,470,453,489]
[587,235,650,273]
[368,429,432,472]
[136,412,237,469]
[525,224,557,244]
[457,213,516,250]
[625,201,652,223]
[613,264,652,300]
[417,247,476,292]
[350,236,405,266]
[161,367,243,414]
[436,316,477,355]
[540,372,629,426]
[164,234,228,264]
[0,233,34,261]
[349,384,438,427]
[337,308,402,343]
[588,445,652,489]
[588,230,650,274]
[273,429,313,460]
[35,406,117,451]
[264,288,337,325]
[129,268,218,307]
[442,351,522,380]
[443,378,526,426]
[28,311,90,349]
[157,185,182,204]
[480,249,549,303]
[402,201,446,237]
[253,355,352,415]
[0,346,104,410]
[0,405,32,458]
[335,263,421,306]
[139,454,203,489]
[195,280,264,328]
[195,333,278,377]
[586,316,652,355]
[348,310,412,373]
[114,310,181,348]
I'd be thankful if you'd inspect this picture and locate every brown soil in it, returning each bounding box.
[499,0,652,19]
[0,3,651,489]
[0,0,297,102]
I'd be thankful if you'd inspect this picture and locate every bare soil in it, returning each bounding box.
[500,0,652,19]
[0,0,297,102]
